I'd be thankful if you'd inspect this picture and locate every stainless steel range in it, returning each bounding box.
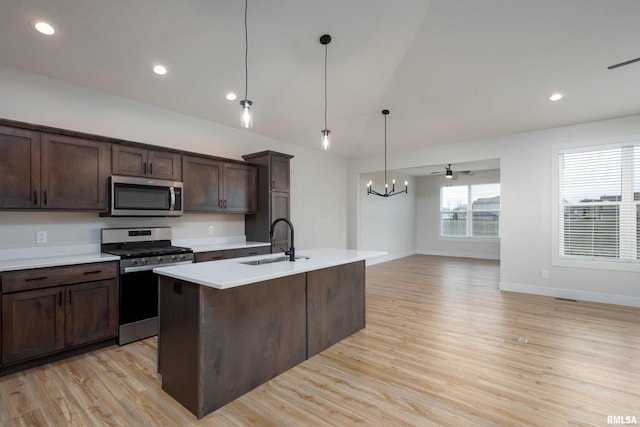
[101,227,194,345]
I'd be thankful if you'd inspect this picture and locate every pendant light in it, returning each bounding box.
[366,109,408,197]
[240,0,253,128]
[320,34,332,150]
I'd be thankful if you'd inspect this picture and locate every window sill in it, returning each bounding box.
[438,236,500,243]
[554,257,640,273]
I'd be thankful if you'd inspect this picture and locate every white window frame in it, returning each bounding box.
[552,141,640,272]
[439,183,501,240]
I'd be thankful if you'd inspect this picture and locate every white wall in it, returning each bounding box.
[416,169,500,260]
[0,64,347,252]
[499,117,640,307]
[358,171,416,262]
[349,115,640,307]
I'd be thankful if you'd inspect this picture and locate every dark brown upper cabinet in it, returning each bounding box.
[242,151,293,249]
[0,126,110,210]
[0,125,41,209]
[41,134,111,210]
[112,145,182,181]
[183,156,256,214]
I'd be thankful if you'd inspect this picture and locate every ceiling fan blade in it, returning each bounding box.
[607,57,640,70]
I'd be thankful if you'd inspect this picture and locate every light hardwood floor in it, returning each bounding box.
[1,255,639,426]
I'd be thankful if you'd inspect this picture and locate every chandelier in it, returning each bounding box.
[366,109,408,197]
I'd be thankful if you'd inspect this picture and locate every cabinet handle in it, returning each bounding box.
[83,270,102,275]
[143,162,147,174]
[25,276,48,282]
[34,190,38,205]
[248,251,257,255]
[223,200,227,208]
[149,163,153,175]
[69,289,72,304]
[44,190,47,206]
[271,180,275,189]
[59,290,62,306]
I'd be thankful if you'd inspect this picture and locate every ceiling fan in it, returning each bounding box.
[430,164,472,179]
[607,56,640,70]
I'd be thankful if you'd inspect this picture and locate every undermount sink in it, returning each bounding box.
[240,256,310,266]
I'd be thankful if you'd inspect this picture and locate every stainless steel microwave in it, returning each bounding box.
[103,176,183,217]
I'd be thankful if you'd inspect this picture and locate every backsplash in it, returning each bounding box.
[0,211,245,254]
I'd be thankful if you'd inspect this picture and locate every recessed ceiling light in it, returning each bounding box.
[153,65,168,76]
[226,93,237,101]
[33,21,55,35]
[549,93,563,101]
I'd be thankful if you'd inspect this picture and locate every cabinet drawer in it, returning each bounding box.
[194,246,271,263]
[2,261,118,293]
[234,246,271,258]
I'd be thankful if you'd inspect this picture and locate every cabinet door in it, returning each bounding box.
[2,288,65,365]
[270,155,290,192]
[183,156,223,212]
[112,145,148,177]
[41,134,110,210]
[148,150,182,181]
[65,279,118,347]
[223,163,257,213]
[271,192,291,251]
[0,126,41,208]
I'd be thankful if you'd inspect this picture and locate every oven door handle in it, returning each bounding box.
[122,260,193,274]
[169,187,176,211]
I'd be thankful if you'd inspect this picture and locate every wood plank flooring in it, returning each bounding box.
[1,255,639,426]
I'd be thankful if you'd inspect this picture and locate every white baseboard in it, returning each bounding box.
[366,250,416,266]
[499,281,640,308]
[416,249,500,260]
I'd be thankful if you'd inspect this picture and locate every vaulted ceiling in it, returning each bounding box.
[2,0,640,159]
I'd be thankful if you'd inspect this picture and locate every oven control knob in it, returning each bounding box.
[157,256,164,262]
[142,258,148,264]
[132,259,137,265]
[172,255,178,261]
[180,254,186,260]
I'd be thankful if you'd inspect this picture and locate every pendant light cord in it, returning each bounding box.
[324,43,328,130]
[384,113,388,188]
[244,0,249,102]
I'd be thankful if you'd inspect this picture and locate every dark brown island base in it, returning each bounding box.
[155,252,375,419]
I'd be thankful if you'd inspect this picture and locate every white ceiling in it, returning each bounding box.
[2,0,640,160]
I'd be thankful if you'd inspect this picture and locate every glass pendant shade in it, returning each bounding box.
[321,129,331,151]
[240,99,253,128]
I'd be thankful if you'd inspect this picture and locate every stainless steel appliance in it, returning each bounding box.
[102,175,183,217]
[101,227,194,345]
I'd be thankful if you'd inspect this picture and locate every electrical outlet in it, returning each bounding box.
[36,230,48,244]
[208,226,214,236]
[542,269,549,279]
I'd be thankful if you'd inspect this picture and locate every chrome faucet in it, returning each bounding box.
[269,218,295,261]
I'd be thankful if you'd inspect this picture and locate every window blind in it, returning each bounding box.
[559,144,638,262]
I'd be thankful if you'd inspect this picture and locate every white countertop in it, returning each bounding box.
[0,253,120,272]
[154,248,387,289]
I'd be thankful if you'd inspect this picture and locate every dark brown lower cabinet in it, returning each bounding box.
[1,287,65,365]
[1,262,118,368]
[306,261,366,357]
[157,260,365,419]
[194,246,271,263]
[65,280,118,347]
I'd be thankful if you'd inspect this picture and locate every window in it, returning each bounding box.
[441,183,500,238]
[559,144,640,263]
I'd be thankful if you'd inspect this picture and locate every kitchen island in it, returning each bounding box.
[153,248,384,419]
